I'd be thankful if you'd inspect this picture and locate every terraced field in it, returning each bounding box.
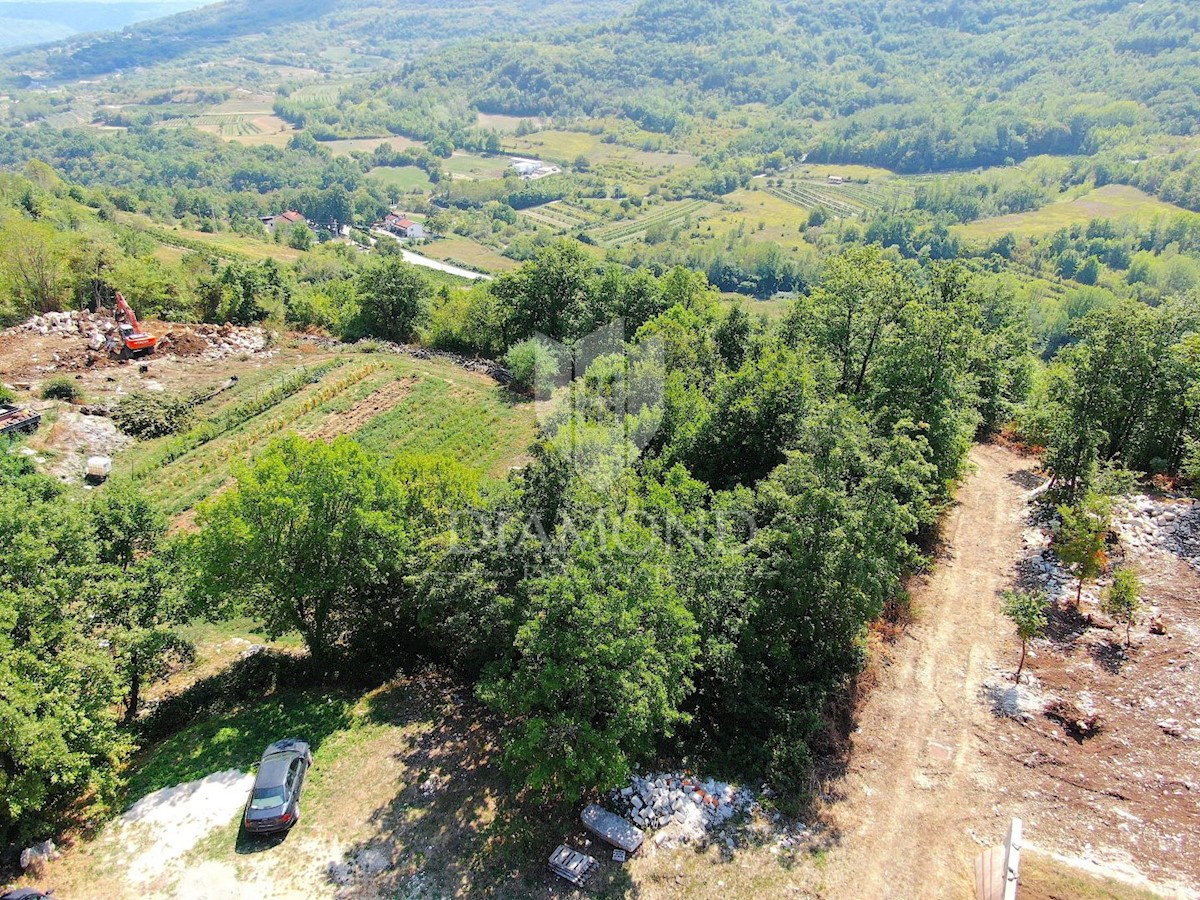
[517,200,598,231]
[588,199,713,246]
[767,184,869,217]
[766,179,914,218]
[121,354,535,517]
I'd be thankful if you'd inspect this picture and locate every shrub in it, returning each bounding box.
[504,338,561,398]
[0,384,16,404]
[112,391,196,439]
[40,376,81,402]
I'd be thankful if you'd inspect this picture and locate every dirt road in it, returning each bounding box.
[821,443,1033,899]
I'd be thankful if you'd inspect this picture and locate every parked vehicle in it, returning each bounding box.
[1,889,54,899]
[243,739,312,835]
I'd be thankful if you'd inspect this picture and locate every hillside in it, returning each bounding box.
[1,0,632,79]
[2,3,1200,896]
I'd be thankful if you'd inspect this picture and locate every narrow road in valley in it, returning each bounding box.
[369,229,494,280]
[821,443,1035,899]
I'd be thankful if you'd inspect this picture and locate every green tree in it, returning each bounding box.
[355,256,429,342]
[489,239,596,344]
[504,337,560,398]
[89,487,191,722]
[482,523,697,800]
[0,456,127,846]
[1001,588,1049,682]
[191,436,407,673]
[288,223,314,251]
[1101,565,1142,647]
[1055,493,1110,608]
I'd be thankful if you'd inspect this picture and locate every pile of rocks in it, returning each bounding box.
[1111,495,1200,569]
[10,311,272,362]
[180,322,270,360]
[16,309,118,351]
[1017,523,1077,601]
[611,773,743,844]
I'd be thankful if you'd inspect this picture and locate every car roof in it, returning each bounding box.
[262,737,309,758]
[256,753,297,787]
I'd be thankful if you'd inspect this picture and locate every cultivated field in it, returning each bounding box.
[588,199,717,247]
[957,185,1196,240]
[4,333,536,523]
[417,236,519,273]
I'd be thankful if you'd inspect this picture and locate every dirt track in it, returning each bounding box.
[821,444,1032,898]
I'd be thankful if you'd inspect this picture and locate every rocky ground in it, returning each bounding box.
[7,310,271,372]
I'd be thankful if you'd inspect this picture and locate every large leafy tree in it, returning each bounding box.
[0,457,126,846]
[489,239,596,344]
[191,436,408,673]
[89,487,192,722]
[734,401,933,789]
[483,520,698,800]
[355,256,430,342]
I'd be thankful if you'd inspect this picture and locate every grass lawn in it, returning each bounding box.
[418,235,519,272]
[1019,851,1166,900]
[707,188,809,240]
[956,185,1197,241]
[320,135,423,157]
[443,152,510,180]
[115,212,304,263]
[505,129,606,162]
[475,112,531,132]
[367,165,433,193]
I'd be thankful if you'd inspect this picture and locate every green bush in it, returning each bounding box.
[504,338,560,398]
[40,376,82,402]
[112,391,197,439]
[0,384,16,404]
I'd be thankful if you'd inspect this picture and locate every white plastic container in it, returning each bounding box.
[86,456,113,481]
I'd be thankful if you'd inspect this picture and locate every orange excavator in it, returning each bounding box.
[112,292,157,358]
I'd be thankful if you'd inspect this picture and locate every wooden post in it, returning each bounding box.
[1003,818,1022,900]
[975,817,1023,900]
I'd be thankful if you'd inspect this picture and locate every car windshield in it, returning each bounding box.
[249,786,286,810]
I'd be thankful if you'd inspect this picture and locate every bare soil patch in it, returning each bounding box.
[303,375,418,442]
[817,444,1198,898]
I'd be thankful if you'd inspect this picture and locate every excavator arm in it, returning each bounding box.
[112,292,157,357]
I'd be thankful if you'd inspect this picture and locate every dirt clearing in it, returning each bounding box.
[818,444,1034,898]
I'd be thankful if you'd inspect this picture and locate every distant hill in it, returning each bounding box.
[1,0,634,77]
[0,1,211,51]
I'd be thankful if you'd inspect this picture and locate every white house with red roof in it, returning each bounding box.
[382,213,425,239]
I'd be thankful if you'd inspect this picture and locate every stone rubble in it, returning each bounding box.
[609,772,747,846]
[1110,495,1200,570]
[8,310,272,364]
[1019,493,1200,601]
